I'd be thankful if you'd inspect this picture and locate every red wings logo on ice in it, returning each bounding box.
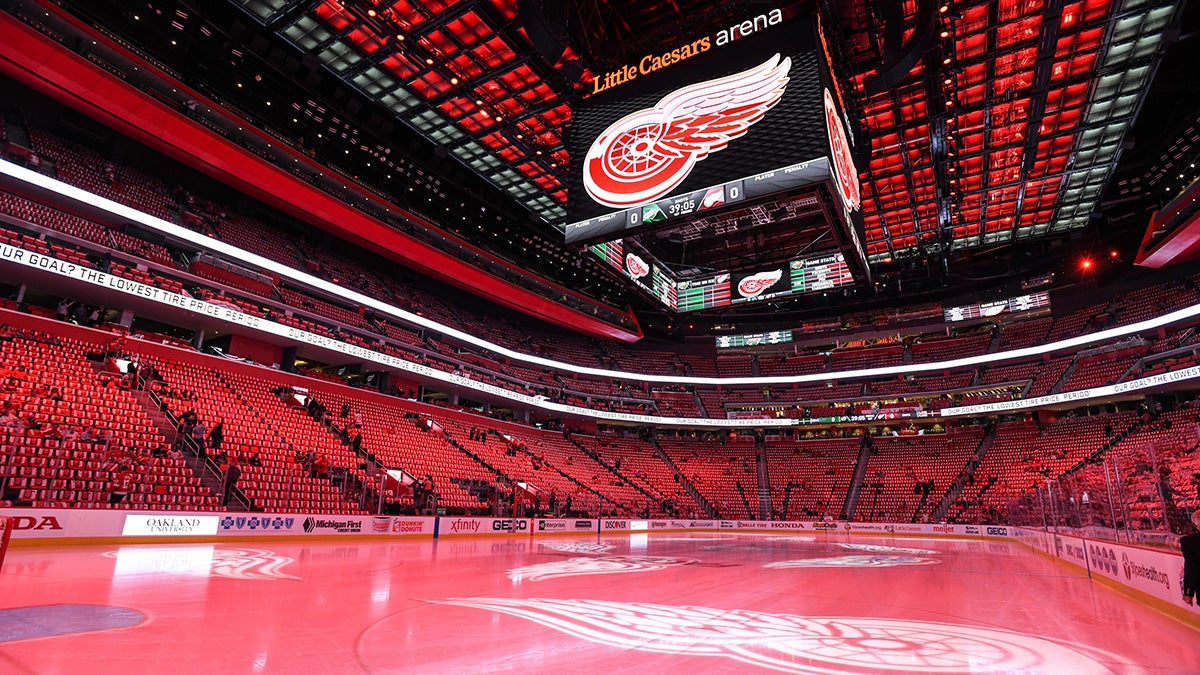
[737,270,783,298]
[584,55,791,208]
[625,253,650,279]
[434,597,1112,673]
[824,88,861,212]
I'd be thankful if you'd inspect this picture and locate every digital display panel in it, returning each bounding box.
[676,274,731,312]
[651,265,677,309]
[716,329,794,349]
[729,253,855,305]
[731,266,791,304]
[792,253,853,292]
[943,292,1051,322]
[588,240,624,271]
[565,13,826,244]
[594,246,853,313]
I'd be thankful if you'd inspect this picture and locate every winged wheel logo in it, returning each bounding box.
[585,55,791,208]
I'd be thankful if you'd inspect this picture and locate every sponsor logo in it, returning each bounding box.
[894,525,923,533]
[302,518,363,534]
[932,525,955,534]
[1089,545,1119,575]
[738,270,784,298]
[371,517,392,533]
[575,520,593,529]
[770,521,806,529]
[691,521,715,528]
[813,522,838,530]
[650,521,670,529]
[123,515,219,536]
[538,521,567,532]
[720,521,736,529]
[985,527,1008,536]
[448,519,481,534]
[220,516,294,531]
[493,519,529,532]
[8,515,63,531]
[584,55,791,208]
[964,526,980,535]
[604,521,630,530]
[1122,553,1171,588]
[392,520,424,534]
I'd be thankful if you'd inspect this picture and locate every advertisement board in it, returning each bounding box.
[535,519,595,533]
[122,515,219,536]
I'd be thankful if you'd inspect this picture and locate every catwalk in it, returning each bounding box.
[0,532,1196,674]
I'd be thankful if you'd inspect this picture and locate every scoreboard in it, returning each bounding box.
[716,329,794,349]
[566,158,832,243]
[651,266,678,309]
[588,240,624,271]
[588,242,855,313]
[943,292,1050,322]
[677,274,732,312]
[790,253,853,292]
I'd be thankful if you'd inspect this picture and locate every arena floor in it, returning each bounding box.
[0,531,1196,674]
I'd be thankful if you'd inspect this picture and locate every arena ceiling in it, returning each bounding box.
[28,0,1200,323]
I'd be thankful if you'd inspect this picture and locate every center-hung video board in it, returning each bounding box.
[565,9,832,245]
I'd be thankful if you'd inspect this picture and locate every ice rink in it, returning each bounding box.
[1,531,1197,674]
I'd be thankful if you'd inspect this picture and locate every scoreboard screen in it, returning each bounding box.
[588,240,624,271]
[677,274,732,312]
[565,12,827,244]
[730,253,855,305]
[716,329,794,349]
[651,266,678,309]
[943,292,1050,322]
[591,244,854,313]
[791,253,853,292]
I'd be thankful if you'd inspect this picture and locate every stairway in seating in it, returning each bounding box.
[932,426,996,522]
[129,389,179,442]
[756,436,770,519]
[122,380,233,507]
[567,437,659,505]
[840,434,873,520]
[649,434,717,518]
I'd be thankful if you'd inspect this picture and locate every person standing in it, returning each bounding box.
[192,419,207,456]
[208,419,225,454]
[108,462,137,506]
[1183,510,1200,606]
[222,459,241,507]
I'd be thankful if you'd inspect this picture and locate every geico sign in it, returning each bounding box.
[492,519,528,532]
[9,515,63,530]
[986,527,1009,536]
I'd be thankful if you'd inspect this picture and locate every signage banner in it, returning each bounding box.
[534,518,594,533]
[440,517,531,535]
[0,509,120,539]
[122,515,219,536]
